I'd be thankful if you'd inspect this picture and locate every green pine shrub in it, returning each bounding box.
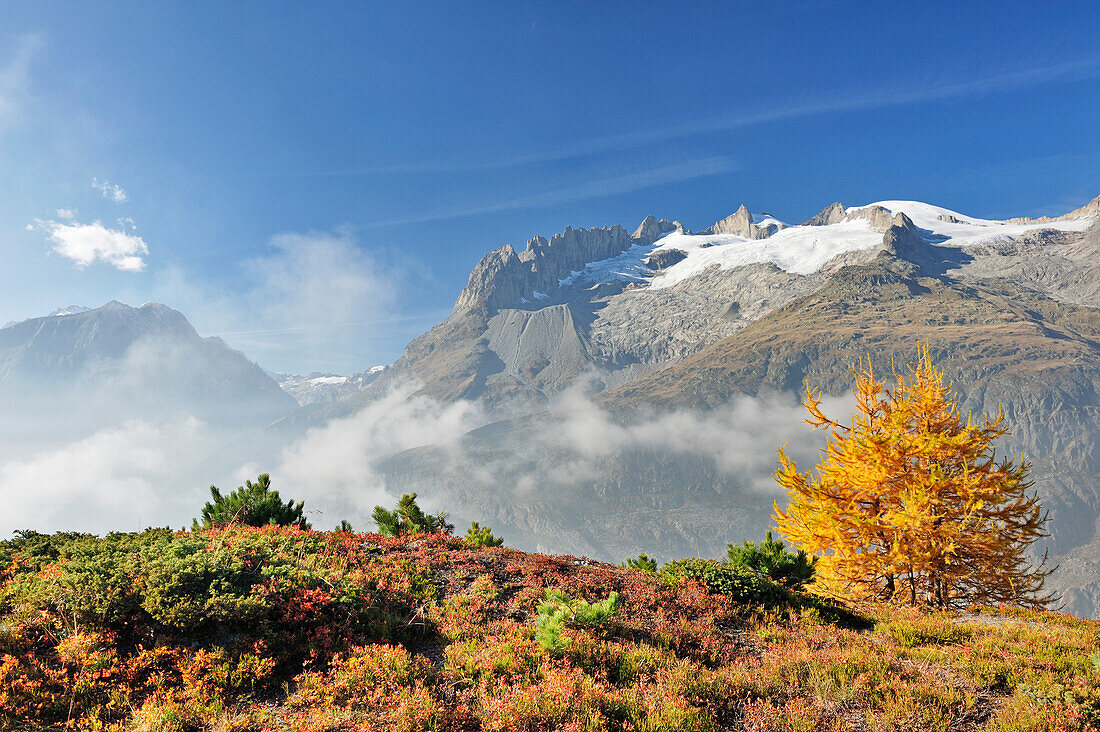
[727,530,816,590]
[533,588,621,656]
[192,474,308,530]
[623,553,658,572]
[464,521,504,548]
[371,493,453,537]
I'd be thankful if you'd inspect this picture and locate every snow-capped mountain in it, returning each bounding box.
[361,195,1098,410]
[274,366,386,406]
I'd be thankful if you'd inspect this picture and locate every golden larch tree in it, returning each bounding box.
[773,345,1053,609]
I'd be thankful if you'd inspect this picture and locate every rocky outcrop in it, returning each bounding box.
[703,204,783,239]
[880,212,925,258]
[454,225,646,313]
[846,205,899,232]
[632,215,684,242]
[646,249,687,270]
[801,202,898,233]
[800,201,847,227]
[452,245,529,313]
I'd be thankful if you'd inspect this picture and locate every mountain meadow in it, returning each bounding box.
[1,526,1096,731]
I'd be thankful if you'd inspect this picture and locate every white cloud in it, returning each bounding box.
[155,229,404,371]
[93,177,129,203]
[55,208,77,220]
[34,217,149,271]
[272,383,487,520]
[268,376,853,534]
[0,418,208,535]
[243,230,396,329]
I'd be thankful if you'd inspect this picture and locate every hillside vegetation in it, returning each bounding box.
[1,527,1097,731]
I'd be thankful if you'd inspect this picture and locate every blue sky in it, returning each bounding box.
[1,1,1098,373]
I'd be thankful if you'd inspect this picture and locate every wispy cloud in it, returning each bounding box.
[151,229,408,371]
[312,55,1100,177]
[31,217,149,271]
[93,177,129,203]
[0,34,40,133]
[369,155,739,227]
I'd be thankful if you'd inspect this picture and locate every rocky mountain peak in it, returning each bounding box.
[801,202,910,233]
[452,244,525,313]
[632,215,681,243]
[1003,193,1100,225]
[845,204,900,232]
[801,201,847,226]
[704,204,781,240]
[453,224,639,313]
[1074,193,1100,219]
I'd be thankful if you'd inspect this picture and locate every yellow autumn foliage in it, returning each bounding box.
[774,344,1053,609]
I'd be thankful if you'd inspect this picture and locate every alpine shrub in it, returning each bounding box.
[464,521,504,548]
[623,553,659,572]
[192,474,308,530]
[533,588,621,655]
[371,493,453,537]
[727,530,816,590]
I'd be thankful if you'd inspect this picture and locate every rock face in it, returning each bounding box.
[703,204,784,239]
[632,215,683,242]
[452,245,528,313]
[950,221,1100,308]
[454,217,692,315]
[646,249,688,270]
[802,202,902,233]
[800,201,848,226]
[485,305,592,396]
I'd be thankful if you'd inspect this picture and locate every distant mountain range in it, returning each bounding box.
[0,301,297,442]
[3,194,1098,615]
[271,367,386,406]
